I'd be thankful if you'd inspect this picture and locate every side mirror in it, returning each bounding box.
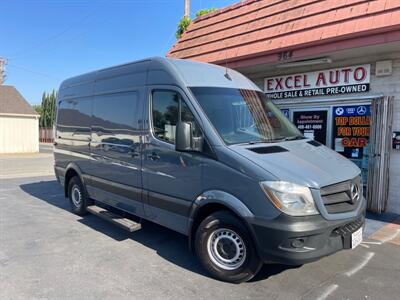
[175,122,192,151]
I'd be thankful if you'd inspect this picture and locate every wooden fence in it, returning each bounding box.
[39,127,54,143]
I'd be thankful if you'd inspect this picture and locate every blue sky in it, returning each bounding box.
[2,0,236,104]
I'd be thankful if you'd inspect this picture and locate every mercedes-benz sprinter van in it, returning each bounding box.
[54,57,366,283]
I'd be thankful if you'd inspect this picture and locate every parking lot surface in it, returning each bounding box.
[1,151,399,300]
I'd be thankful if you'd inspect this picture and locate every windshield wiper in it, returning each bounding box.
[283,135,306,141]
[237,136,304,145]
[264,136,305,143]
[241,140,264,145]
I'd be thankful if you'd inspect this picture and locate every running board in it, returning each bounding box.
[86,205,141,232]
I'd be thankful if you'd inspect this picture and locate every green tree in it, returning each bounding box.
[175,8,217,39]
[32,104,42,117]
[37,89,57,128]
[176,16,191,39]
[196,8,216,18]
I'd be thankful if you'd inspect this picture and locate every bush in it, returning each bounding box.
[175,8,217,39]
[196,8,216,18]
[176,16,191,39]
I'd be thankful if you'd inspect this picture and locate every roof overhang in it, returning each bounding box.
[222,28,400,70]
[0,113,40,118]
[167,0,400,71]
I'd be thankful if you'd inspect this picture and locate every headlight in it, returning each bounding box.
[260,181,319,216]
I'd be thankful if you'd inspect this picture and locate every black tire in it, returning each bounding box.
[68,176,90,215]
[195,210,263,283]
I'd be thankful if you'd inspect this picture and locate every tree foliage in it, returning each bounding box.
[36,89,57,128]
[176,16,191,39]
[32,104,42,116]
[175,8,217,39]
[196,8,216,18]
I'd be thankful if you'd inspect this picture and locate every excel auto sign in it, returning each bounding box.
[265,65,370,99]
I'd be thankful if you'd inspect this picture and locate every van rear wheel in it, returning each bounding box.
[195,211,263,283]
[68,176,90,215]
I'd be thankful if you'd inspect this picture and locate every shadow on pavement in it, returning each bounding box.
[20,179,292,282]
[366,211,400,225]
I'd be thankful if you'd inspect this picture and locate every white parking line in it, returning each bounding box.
[362,241,382,245]
[360,243,370,248]
[345,252,375,276]
[316,284,338,300]
[380,229,400,243]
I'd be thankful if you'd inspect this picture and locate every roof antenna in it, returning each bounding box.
[223,15,252,82]
[223,42,232,80]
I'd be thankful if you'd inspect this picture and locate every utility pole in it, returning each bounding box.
[0,58,7,85]
[184,0,190,17]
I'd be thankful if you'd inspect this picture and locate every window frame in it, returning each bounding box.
[91,90,140,135]
[190,87,302,146]
[56,97,93,142]
[149,88,204,147]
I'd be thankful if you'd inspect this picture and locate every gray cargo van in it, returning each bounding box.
[54,57,366,283]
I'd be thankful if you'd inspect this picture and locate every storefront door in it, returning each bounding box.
[331,104,371,193]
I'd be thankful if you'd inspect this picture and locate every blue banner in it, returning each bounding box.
[333,105,371,117]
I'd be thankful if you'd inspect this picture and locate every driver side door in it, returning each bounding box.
[142,87,204,235]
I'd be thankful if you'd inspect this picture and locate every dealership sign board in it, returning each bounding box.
[265,65,370,99]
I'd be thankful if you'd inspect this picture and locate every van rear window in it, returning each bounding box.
[57,98,92,140]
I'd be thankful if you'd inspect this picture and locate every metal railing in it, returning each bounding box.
[367,96,394,213]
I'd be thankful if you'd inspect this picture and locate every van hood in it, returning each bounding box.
[229,139,360,189]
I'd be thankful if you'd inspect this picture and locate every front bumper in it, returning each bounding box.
[247,198,366,265]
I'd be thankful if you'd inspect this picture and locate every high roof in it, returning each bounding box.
[167,0,400,68]
[58,57,261,98]
[0,85,38,116]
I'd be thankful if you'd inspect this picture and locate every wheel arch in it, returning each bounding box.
[63,163,85,198]
[188,190,255,252]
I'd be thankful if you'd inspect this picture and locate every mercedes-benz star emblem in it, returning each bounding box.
[350,183,360,203]
[357,106,367,115]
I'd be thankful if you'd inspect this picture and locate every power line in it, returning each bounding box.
[7,63,61,80]
[7,5,100,60]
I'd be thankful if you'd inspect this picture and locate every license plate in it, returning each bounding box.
[351,227,363,249]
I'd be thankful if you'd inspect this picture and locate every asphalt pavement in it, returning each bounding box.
[0,149,399,300]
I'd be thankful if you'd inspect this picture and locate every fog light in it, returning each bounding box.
[291,238,305,248]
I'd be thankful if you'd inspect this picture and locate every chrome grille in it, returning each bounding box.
[320,176,361,214]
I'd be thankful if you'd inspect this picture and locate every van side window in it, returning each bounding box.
[92,92,140,146]
[57,98,92,140]
[151,90,200,144]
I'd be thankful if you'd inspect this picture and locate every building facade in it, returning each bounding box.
[0,85,39,153]
[168,0,400,214]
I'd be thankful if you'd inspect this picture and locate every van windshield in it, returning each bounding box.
[190,87,302,145]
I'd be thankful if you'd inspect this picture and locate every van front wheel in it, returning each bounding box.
[195,211,263,283]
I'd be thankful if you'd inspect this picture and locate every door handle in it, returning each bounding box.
[131,152,140,158]
[147,152,160,161]
[129,144,140,158]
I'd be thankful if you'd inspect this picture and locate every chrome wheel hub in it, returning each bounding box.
[71,185,82,207]
[207,228,246,270]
